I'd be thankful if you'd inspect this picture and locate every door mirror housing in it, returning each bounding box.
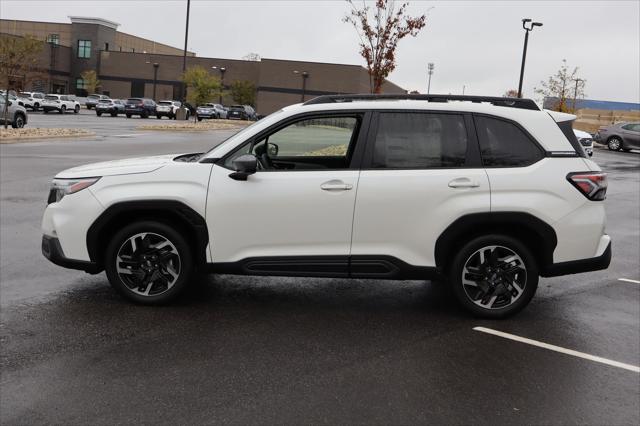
[268,143,279,156]
[229,154,258,181]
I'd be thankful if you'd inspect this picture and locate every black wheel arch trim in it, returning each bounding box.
[86,200,209,269]
[435,212,558,274]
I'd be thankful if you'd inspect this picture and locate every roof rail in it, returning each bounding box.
[303,94,540,111]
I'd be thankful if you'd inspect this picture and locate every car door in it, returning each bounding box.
[206,112,369,275]
[621,123,640,148]
[350,111,490,271]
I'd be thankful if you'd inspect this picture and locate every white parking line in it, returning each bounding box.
[618,278,640,284]
[473,327,640,373]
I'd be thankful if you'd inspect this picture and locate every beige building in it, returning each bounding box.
[1,16,405,114]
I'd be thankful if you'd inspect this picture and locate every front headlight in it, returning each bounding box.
[48,177,100,204]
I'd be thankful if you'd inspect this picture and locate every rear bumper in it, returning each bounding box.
[541,240,611,277]
[42,235,101,274]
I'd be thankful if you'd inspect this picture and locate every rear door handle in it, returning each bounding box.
[321,180,353,191]
[448,177,480,188]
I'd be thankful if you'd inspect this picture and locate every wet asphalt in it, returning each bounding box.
[1,111,639,425]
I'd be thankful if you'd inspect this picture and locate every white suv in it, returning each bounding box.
[42,94,81,114]
[41,94,611,317]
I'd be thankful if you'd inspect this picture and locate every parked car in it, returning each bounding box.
[594,122,640,151]
[155,100,182,119]
[573,128,593,156]
[18,92,45,111]
[41,94,81,114]
[196,103,226,120]
[96,99,125,117]
[41,94,611,318]
[124,98,156,118]
[0,96,28,128]
[226,105,256,120]
[85,94,110,110]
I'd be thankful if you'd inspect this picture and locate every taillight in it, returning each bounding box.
[567,172,607,201]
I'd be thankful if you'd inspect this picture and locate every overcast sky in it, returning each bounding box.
[2,0,639,103]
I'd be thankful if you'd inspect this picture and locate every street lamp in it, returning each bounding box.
[517,18,543,98]
[293,70,309,102]
[146,61,159,100]
[181,0,191,102]
[212,66,226,103]
[427,63,434,94]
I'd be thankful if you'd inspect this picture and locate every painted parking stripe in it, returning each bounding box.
[473,327,640,373]
[618,278,640,284]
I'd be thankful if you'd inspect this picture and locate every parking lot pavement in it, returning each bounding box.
[1,122,639,424]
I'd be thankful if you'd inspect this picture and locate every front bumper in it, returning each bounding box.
[542,240,611,277]
[42,235,101,273]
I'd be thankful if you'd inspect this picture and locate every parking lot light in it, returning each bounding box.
[293,70,309,102]
[517,18,543,98]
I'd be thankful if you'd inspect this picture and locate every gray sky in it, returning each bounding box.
[2,0,639,103]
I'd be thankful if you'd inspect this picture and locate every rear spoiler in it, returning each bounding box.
[545,109,577,123]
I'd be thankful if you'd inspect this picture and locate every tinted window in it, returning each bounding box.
[45,95,58,100]
[372,113,468,168]
[127,98,142,103]
[475,116,544,167]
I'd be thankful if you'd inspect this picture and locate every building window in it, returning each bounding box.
[77,40,92,58]
[46,34,59,45]
[76,78,86,89]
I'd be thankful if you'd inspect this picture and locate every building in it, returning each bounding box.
[1,17,405,113]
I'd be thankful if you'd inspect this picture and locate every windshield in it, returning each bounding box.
[159,101,172,105]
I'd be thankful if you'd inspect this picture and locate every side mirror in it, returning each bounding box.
[268,143,279,156]
[229,154,258,181]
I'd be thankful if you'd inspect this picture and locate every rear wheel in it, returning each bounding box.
[74,105,80,113]
[12,114,25,128]
[33,103,39,111]
[126,114,131,118]
[105,221,194,305]
[157,115,162,119]
[96,111,102,117]
[59,105,66,114]
[607,137,622,151]
[449,235,538,318]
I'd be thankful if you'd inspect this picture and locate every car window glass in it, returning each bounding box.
[372,113,468,168]
[475,116,543,167]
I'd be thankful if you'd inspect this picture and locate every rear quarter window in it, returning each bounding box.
[474,116,545,167]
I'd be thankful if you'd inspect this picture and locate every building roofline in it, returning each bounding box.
[261,57,363,68]
[0,18,71,27]
[68,16,120,29]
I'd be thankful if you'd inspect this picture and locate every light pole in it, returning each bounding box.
[146,61,159,100]
[181,0,191,102]
[462,85,466,95]
[517,18,543,98]
[572,78,583,111]
[293,70,309,102]
[427,63,434,94]
[212,66,226,103]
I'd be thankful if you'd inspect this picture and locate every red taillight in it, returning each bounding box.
[567,172,607,201]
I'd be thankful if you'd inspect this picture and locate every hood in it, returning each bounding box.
[55,154,180,178]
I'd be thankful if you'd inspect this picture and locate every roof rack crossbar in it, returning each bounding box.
[303,94,540,111]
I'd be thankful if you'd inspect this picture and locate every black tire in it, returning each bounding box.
[111,112,117,117]
[156,115,162,119]
[607,137,622,151]
[59,105,66,114]
[96,111,102,117]
[105,221,194,305]
[449,234,539,318]
[43,109,49,114]
[126,114,131,118]
[86,105,92,110]
[142,113,148,119]
[197,116,203,122]
[33,103,39,111]
[74,105,80,114]
[12,113,26,128]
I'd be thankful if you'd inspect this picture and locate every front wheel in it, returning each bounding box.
[449,235,538,318]
[12,114,26,128]
[33,103,39,111]
[74,105,80,113]
[607,137,622,151]
[59,105,66,114]
[105,221,194,304]
[96,111,102,117]
[126,114,131,118]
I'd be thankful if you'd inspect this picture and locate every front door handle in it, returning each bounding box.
[448,177,480,188]
[321,180,353,191]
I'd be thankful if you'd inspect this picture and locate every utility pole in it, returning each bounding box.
[572,78,583,111]
[181,0,191,102]
[462,85,466,95]
[517,18,543,98]
[427,63,434,94]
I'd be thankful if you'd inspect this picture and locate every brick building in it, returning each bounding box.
[1,16,405,113]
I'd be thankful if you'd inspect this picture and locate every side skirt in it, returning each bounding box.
[207,255,442,280]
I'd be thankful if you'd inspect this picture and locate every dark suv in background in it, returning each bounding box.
[227,105,257,121]
[125,98,157,118]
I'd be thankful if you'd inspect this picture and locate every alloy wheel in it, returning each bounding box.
[15,116,24,128]
[608,138,621,151]
[115,232,181,297]
[461,245,527,310]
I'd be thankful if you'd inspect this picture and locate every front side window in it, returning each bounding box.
[475,116,543,167]
[372,113,468,168]
[77,40,91,58]
[225,115,360,170]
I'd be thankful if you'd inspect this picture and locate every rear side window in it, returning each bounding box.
[372,113,468,168]
[555,119,586,158]
[474,116,544,167]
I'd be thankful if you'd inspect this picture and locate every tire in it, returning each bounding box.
[96,111,102,117]
[74,105,80,114]
[86,105,92,110]
[33,103,39,111]
[157,115,162,119]
[197,117,203,122]
[43,109,49,114]
[12,114,25,128]
[142,113,148,119]
[111,112,117,117]
[104,221,194,305]
[126,114,131,118]
[60,105,66,114]
[449,234,539,318]
[607,137,622,151]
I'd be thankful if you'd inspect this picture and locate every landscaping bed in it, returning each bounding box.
[0,127,95,143]
[138,119,251,131]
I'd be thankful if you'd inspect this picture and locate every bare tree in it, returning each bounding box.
[0,34,43,128]
[503,89,519,98]
[535,59,586,112]
[344,0,427,93]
